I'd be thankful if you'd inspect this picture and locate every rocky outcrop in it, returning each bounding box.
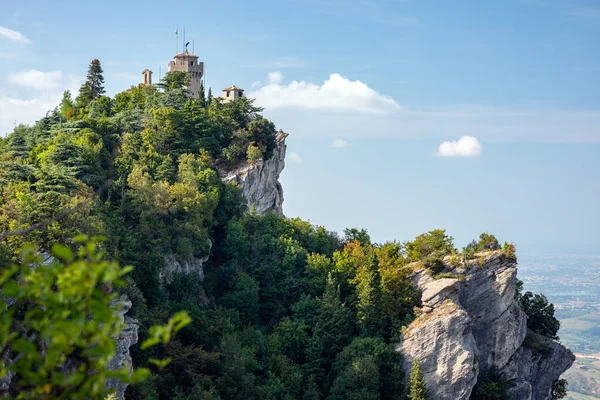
[398,251,574,400]
[222,131,287,215]
[502,332,575,400]
[162,241,211,283]
[106,295,139,400]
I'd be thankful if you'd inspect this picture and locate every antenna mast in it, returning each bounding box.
[176,28,179,54]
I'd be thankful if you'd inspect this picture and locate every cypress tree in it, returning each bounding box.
[207,87,213,107]
[199,81,206,107]
[409,359,429,400]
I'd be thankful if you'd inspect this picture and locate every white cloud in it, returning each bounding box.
[251,81,261,87]
[0,26,30,43]
[8,70,64,90]
[331,138,349,148]
[288,152,303,163]
[267,71,284,85]
[0,74,81,136]
[250,72,401,114]
[437,136,482,157]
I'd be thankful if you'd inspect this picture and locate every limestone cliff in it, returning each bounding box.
[106,296,139,399]
[221,131,287,215]
[399,251,574,400]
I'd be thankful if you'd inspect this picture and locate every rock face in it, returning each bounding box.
[398,251,574,400]
[106,295,139,400]
[161,240,211,283]
[222,131,287,215]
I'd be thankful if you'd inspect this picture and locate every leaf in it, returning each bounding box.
[148,358,171,369]
[52,243,73,263]
[2,280,21,298]
[13,338,37,354]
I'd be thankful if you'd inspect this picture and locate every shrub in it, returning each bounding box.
[502,242,517,262]
[477,233,499,250]
[247,143,262,164]
[551,379,568,399]
[422,250,446,274]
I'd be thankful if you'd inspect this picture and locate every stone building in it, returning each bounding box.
[142,69,153,86]
[221,85,244,103]
[167,49,204,98]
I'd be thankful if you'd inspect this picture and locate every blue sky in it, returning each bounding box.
[1,0,599,254]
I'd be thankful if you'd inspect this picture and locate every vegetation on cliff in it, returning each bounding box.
[0,59,567,399]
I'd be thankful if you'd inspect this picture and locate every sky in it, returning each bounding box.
[1,0,599,254]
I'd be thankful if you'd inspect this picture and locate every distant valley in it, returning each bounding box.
[519,254,600,399]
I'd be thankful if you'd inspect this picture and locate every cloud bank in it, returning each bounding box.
[0,70,81,136]
[8,70,65,90]
[251,72,600,143]
[437,136,482,157]
[249,72,401,115]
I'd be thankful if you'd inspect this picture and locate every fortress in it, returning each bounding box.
[142,49,244,102]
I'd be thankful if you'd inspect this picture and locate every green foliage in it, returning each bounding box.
[551,378,568,399]
[76,59,105,108]
[520,291,560,339]
[471,368,506,400]
[404,229,455,263]
[0,238,189,399]
[246,143,262,164]
[476,232,499,250]
[408,359,428,400]
[0,58,562,400]
[158,71,191,92]
[502,241,517,262]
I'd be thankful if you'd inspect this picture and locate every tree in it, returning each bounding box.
[408,359,428,400]
[207,87,213,107]
[551,379,567,399]
[60,90,76,119]
[404,229,455,262]
[158,71,191,92]
[0,238,190,399]
[520,292,560,339]
[344,228,371,245]
[199,81,206,107]
[76,59,105,107]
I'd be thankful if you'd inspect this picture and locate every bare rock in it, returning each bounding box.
[399,300,478,400]
[222,132,286,215]
[106,295,139,400]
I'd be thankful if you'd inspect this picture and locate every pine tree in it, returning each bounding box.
[409,359,429,400]
[76,59,105,107]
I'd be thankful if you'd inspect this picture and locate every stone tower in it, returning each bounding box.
[142,69,153,86]
[222,85,244,103]
[167,49,204,98]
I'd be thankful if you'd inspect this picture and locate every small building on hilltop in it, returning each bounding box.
[167,49,204,98]
[221,85,244,103]
[142,69,153,86]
